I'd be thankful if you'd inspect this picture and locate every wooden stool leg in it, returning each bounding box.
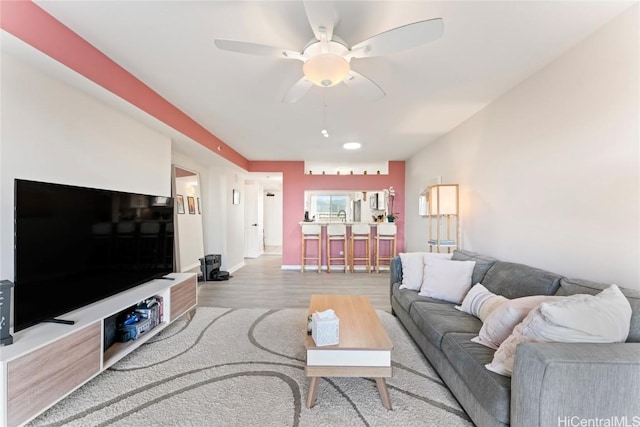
[366,236,371,273]
[349,237,354,273]
[343,236,348,273]
[326,236,330,273]
[348,233,372,273]
[393,237,397,259]
[375,237,380,273]
[301,235,304,273]
[317,236,321,273]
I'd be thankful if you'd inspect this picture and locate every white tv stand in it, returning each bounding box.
[0,272,197,427]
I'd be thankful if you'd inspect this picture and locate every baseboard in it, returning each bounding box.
[281,265,388,272]
[282,265,367,272]
[227,261,245,274]
[281,265,328,271]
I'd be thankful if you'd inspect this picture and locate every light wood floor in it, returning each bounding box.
[196,254,392,312]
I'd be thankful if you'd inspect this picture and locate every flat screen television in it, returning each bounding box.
[14,179,174,332]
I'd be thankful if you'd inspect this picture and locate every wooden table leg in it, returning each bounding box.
[306,377,320,408]
[375,378,392,410]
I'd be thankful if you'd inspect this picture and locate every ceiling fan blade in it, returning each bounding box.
[214,39,304,61]
[343,71,385,102]
[303,1,337,43]
[282,77,314,103]
[347,18,444,60]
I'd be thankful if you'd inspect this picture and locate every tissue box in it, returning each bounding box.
[311,312,340,346]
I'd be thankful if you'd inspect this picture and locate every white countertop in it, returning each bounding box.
[299,221,382,226]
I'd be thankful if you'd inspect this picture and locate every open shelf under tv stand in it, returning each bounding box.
[0,272,197,427]
[102,319,167,367]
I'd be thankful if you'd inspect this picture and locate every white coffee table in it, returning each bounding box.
[304,294,394,409]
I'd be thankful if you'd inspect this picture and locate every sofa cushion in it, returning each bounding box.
[557,278,640,342]
[392,282,451,314]
[399,252,453,291]
[487,285,632,377]
[409,301,482,349]
[451,249,498,285]
[441,332,511,425]
[390,256,403,285]
[482,261,562,299]
[419,259,476,303]
[398,252,428,290]
[456,283,508,321]
[472,295,561,349]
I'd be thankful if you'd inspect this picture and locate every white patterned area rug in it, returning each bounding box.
[28,307,472,427]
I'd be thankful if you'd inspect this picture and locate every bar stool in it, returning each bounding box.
[326,223,348,273]
[301,224,322,273]
[375,222,397,273]
[349,223,371,273]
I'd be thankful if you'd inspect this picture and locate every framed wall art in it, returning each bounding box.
[176,195,185,214]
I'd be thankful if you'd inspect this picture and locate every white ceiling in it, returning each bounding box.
[14,1,638,165]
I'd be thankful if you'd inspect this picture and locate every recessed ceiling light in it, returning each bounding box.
[343,142,361,150]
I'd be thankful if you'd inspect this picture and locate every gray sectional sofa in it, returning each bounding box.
[390,249,640,427]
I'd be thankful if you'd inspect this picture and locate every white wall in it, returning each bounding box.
[405,6,639,290]
[0,53,172,281]
[206,166,246,272]
[170,153,246,274]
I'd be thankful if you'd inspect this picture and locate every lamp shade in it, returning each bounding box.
[429,184,458,215]
[303,54,350,87]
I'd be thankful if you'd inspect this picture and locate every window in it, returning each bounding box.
[310,195,348,222]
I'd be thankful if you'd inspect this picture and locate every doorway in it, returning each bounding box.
[172,165,205,272]
[263,189,283,254]
[244,182,262,258]
[243,173,283,257]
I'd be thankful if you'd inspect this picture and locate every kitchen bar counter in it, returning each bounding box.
[299,222,398,272]
[299,221,383,226]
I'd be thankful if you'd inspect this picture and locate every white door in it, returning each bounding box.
[263,190,283,249]
[244,183,263,258]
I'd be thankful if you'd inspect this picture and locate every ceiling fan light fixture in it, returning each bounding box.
[303,54,350,87]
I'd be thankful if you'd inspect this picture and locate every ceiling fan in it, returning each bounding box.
[214,1,443,103]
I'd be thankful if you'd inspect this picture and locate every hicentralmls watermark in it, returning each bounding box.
[558,416,640,427]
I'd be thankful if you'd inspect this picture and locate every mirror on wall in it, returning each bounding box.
[173,166,205,272]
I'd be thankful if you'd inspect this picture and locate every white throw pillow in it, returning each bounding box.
[456,283,508,321]
[399,252,452,291]
[399,252,428,291]
[471,295,560,349]
[486,285,632,377]
[419,260,476,303]
[424,252,454,264]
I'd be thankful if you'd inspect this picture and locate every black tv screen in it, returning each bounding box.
[14,179,174,332]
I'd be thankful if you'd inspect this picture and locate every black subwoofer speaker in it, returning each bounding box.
[0,280,14,346]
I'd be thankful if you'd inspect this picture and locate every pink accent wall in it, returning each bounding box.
[0,0,249,170]
[250,161,406,266]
